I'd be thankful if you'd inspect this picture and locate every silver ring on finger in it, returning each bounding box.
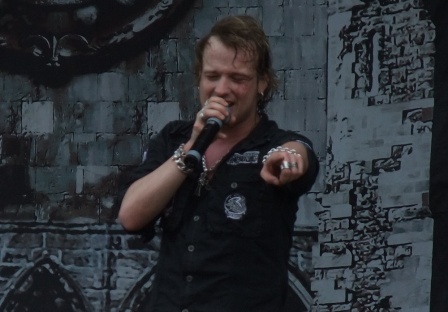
[290,162,298,168]
[280,160,292,170]
[199,109,205,120]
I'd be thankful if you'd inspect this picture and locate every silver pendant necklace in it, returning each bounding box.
[194,155,221,196]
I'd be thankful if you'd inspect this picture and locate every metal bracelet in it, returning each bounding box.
[262,146,301,164]
[172,144,193,174]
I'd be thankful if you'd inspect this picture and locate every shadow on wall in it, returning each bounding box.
[0,135,33,209]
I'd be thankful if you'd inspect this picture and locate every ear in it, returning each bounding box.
[258,75,268,94]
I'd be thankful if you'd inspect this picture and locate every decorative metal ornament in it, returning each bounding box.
[0,0,191,82]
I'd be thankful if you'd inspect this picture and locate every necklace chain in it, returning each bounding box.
[195,155,221,196]
[202,155,220,172]
[194,116,260,196]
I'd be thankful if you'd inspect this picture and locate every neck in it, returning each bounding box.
[204,113,260,168]
[222,113,260,143]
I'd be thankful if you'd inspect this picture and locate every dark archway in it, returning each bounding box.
[0,256,92,312]
[117,267,156,312]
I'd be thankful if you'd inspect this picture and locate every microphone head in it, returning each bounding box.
[206,117,224,128]
[206,106,231,126]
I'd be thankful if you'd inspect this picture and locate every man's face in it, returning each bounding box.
[199,36,267,126]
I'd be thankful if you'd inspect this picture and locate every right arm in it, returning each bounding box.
[118,97,231,232]
[118,141,193,231]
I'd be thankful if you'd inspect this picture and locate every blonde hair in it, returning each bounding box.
[194,15,277,110]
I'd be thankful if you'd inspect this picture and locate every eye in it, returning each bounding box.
[232,77,245,82]
[231,75,252,83]
[205,74,219,81]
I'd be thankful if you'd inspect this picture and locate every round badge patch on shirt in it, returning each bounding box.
[224,193,247,220]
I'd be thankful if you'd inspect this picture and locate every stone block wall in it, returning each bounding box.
[0,0,436,311]
[311,0,434,311]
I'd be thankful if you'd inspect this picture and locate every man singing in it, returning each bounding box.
[118,15,319,312]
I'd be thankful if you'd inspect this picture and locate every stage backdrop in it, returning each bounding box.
[0,0,434,311]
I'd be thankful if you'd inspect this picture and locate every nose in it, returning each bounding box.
[214,76,231,96]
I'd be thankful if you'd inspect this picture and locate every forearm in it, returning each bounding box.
[260,140,315,186]
[281,141,310,172]
[283,140,319,193]
[118,142,193,231]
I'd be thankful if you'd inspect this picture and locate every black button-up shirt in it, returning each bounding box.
[119,115,319,312]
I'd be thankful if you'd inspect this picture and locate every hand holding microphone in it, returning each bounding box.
[184,98,231,171]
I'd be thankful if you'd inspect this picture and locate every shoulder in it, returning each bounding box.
[151,120,194,144]
[255,115,315,151]
[160,120,194,135]
[267,121,315,150]
[146,119,193,158]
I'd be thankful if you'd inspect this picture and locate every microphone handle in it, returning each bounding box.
[184,117,223,170]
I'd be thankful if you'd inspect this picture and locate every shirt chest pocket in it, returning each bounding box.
[205,171,276,238]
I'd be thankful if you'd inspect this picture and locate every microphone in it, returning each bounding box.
[184,117,224,171]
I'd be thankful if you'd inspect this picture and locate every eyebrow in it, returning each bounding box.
[203,70,254,78]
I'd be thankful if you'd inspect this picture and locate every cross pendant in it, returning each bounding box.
[194,171,208,196]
